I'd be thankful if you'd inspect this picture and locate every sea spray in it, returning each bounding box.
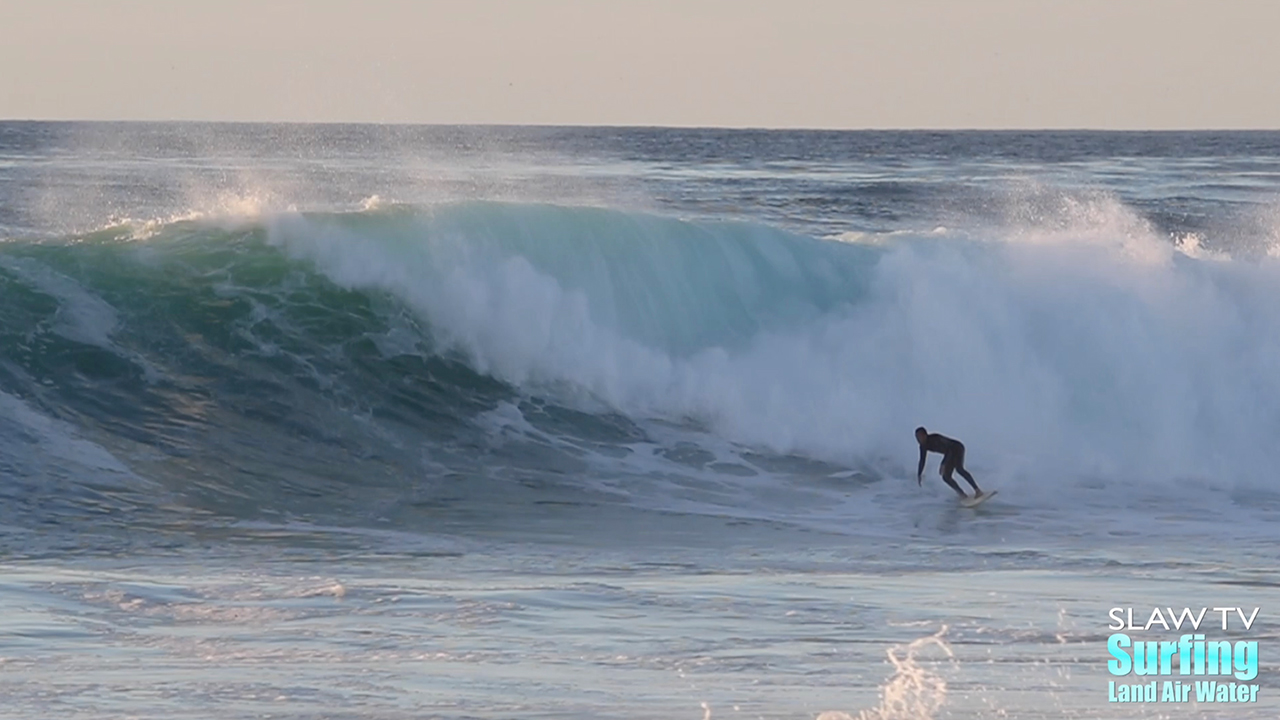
[815,628,954,720]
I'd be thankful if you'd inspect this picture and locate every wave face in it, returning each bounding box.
[4,199,1280,531]
[266,200,1280,483]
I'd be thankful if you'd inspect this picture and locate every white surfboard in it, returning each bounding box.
[960,490,997,508]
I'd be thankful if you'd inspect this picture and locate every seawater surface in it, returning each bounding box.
[0,123,1278,719]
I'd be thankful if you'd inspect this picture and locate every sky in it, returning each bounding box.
[1,0,1278,129]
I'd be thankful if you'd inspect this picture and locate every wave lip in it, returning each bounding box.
[267,201,878,355]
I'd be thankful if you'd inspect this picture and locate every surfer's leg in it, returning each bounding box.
[953,447,981,493]
[939,460,967,497]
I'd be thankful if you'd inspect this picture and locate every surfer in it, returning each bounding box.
[915,427,984,499]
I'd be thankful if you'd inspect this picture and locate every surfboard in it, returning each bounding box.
[960,490,997,508]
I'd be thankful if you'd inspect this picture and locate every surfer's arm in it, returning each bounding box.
[916,447,926,484]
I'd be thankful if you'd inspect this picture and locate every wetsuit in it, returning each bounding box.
[917,433,980,497]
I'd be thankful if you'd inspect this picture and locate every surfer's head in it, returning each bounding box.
[915,426,927,444]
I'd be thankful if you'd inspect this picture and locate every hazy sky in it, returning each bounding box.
[2,0,1277,129]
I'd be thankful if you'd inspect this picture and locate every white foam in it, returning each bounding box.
[0,256,164,383]
[264,199,1280,498]
[0,257,119,348]
[0,390,145,489]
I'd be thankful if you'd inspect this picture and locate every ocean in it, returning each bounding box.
[0,122,1276,719]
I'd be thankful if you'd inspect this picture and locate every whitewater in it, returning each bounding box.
[0,123,1276,719]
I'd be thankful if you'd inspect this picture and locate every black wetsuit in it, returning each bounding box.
[917,433,980,497]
